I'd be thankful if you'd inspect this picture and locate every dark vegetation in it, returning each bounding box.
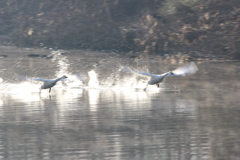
[0,0,240,59]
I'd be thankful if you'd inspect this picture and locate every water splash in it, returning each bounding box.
[0,48,182,95]
[50,50,70,78]
[88,70,99,88]
[50,50,83,88]
[39,50,173,91]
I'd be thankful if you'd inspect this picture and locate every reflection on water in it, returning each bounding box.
[0,46,240,159]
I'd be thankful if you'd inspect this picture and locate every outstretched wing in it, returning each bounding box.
[33,78,67,82]
[14,73,66,83]
[14,73,36,82]
[171,62,198,76]
[122,66,157,77]
[15,73,50,82]
[32,78,50,82]
[136,71,157,77]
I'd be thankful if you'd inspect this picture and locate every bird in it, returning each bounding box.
[33,75,68,93]
[127,62,198,90]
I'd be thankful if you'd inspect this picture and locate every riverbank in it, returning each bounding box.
[0,0,239,59]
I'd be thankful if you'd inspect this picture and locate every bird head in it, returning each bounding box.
[62,75,68,79]
[168,71,174,75]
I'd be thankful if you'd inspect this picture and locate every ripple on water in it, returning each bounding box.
[0,48,239,159]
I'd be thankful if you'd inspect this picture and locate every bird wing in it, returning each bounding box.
[32,78,66,82]
[32,78,51,82]
[14,73,28,81]
[122,66,157,77]
[136,71,158,77]
[170,62,198,76]
[14,73,66,83]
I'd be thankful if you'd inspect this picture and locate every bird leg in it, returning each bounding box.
[144,84,148,91]
[49,88,51,93]
[156,84,160,88]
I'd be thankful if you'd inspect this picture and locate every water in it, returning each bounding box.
[0,46,240,160]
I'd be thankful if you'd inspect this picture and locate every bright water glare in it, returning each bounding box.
[0,46,240,160]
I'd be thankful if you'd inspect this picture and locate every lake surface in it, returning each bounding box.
[0,46,240,160]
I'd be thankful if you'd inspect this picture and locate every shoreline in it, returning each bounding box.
[0,45,237,62]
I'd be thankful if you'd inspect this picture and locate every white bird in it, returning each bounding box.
[128,62,198,90]
[33,75,68,93]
